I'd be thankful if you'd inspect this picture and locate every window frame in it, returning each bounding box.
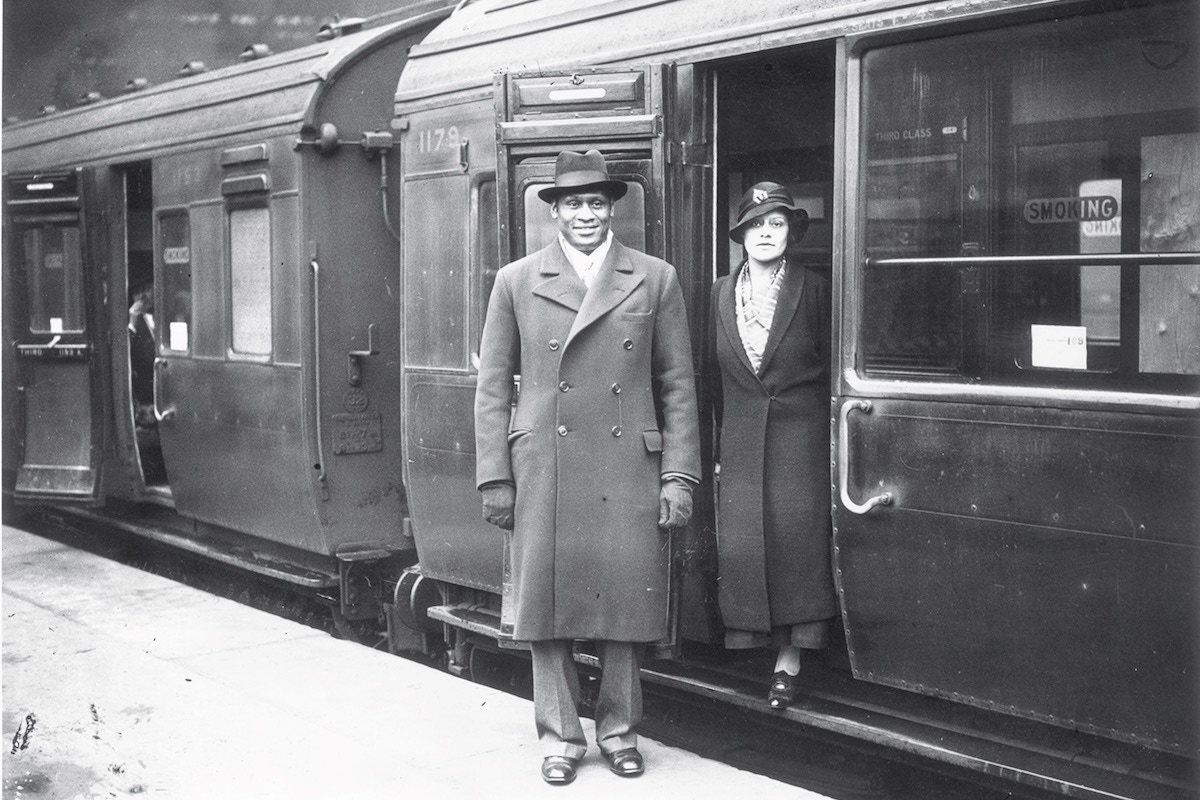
[843,10,1200,414]
[224,197,273,362]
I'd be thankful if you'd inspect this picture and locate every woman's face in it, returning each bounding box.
[743,210,789,264]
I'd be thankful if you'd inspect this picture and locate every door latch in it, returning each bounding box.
[348,323,379,386]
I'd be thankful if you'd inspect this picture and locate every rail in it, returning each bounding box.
[864,252,1200,269]
[310,259,328,494]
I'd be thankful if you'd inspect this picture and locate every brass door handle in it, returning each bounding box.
[838,399,893,515]
[153,358,176,422]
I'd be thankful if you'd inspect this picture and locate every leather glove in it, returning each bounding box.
[658,478,693,529]
[481,482,515,530]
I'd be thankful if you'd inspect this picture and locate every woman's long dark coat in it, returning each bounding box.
[707,264,836,633]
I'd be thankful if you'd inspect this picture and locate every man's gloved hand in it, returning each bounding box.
[481,482,515,530]
[658,477,693,529]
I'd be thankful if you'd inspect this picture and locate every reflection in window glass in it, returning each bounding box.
[158,211,192,353]
[229,207,272,356]
[22,220,84,334]
[859,6,1198,391]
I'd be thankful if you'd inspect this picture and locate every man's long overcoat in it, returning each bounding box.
[708,264,837,633]
[475,239,700,643]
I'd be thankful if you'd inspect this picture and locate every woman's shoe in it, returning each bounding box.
[767,670,796,709]
[541,755,579,785]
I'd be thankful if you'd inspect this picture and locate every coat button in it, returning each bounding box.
[622,338,633,350]
[559,381,570,392]
[611,426,622,437]
[611,383,621,394]
[557,425,568,436]
[549,339,560,351]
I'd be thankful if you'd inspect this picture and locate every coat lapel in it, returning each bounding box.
[565,241,645,345]
[531,243,587,313]
[757,264,805,376]
[717,264,756,378]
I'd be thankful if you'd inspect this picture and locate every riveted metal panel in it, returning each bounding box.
[834,398,1198,754]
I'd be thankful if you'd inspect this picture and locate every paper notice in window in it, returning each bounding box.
[169,321,189,351]
[1031,324,1087,370]
[49,317,63,333]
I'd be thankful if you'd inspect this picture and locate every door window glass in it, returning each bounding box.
[475,177,500,347]
[229,206,272,356]
[20,216,84,334]
[158,211,192,353]
[859,5,1198,391]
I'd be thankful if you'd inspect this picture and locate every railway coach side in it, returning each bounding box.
[391,1,1198,797]
[3,2,454,618]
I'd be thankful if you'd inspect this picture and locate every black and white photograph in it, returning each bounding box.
[3,1,1197,798]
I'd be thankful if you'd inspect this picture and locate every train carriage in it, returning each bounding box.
[3,0,1196,796]
[3,2,454,613]
[392,0,1198,796]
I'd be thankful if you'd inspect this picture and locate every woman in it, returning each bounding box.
[708,181,835,709]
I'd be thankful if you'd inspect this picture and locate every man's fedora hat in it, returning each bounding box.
[729,181,809,243]
[537,149,629,203]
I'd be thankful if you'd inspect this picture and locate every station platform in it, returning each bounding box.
[2,522,826,799]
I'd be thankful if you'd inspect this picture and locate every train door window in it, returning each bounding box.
[20,215,84,335]
[858,4,1199,391]
[228,205,272,356]
[158,210,192,353]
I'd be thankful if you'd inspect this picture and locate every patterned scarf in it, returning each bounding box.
[735,258,786,374]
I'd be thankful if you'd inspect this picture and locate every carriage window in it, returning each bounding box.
[229,206,272,356]
[475,177,500,345]
[859,5,1199,391]
[158,211,192,353]
[405,176,467,368]
[19,216,84,334]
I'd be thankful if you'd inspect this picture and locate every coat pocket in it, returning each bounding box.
[642,429,663,453]
[621,310,654,323]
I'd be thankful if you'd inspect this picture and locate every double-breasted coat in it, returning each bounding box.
[475,239,700,643]
[707,263,836,634]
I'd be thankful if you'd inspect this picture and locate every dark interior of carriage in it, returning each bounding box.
[124,162,168,487]
[716,47,836,284]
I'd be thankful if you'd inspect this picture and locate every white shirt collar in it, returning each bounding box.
[558,230,613,289]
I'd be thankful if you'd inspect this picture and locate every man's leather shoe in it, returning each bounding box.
[541,755,578,785]
[604,747,644,777]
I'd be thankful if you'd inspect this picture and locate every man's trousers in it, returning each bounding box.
[529,639,644,759]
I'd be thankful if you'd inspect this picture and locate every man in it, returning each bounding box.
[475,150,700,785]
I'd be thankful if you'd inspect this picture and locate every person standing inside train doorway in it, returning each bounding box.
[475,150,700,785]
[707,182,836,710]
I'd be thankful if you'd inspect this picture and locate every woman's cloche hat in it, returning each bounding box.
[729,181,809,243]
[537,149,629,203]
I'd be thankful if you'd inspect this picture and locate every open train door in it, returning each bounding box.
[493,63,694,653]
[5,169,107,503]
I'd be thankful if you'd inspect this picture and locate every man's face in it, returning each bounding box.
[552,192,613,254]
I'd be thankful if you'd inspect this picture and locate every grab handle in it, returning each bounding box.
[838,399,892,515]
[153,358,176,422]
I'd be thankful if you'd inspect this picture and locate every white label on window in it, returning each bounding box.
[49,317,63,333]
[169,321,189,351]
[1031,324,1087,370]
